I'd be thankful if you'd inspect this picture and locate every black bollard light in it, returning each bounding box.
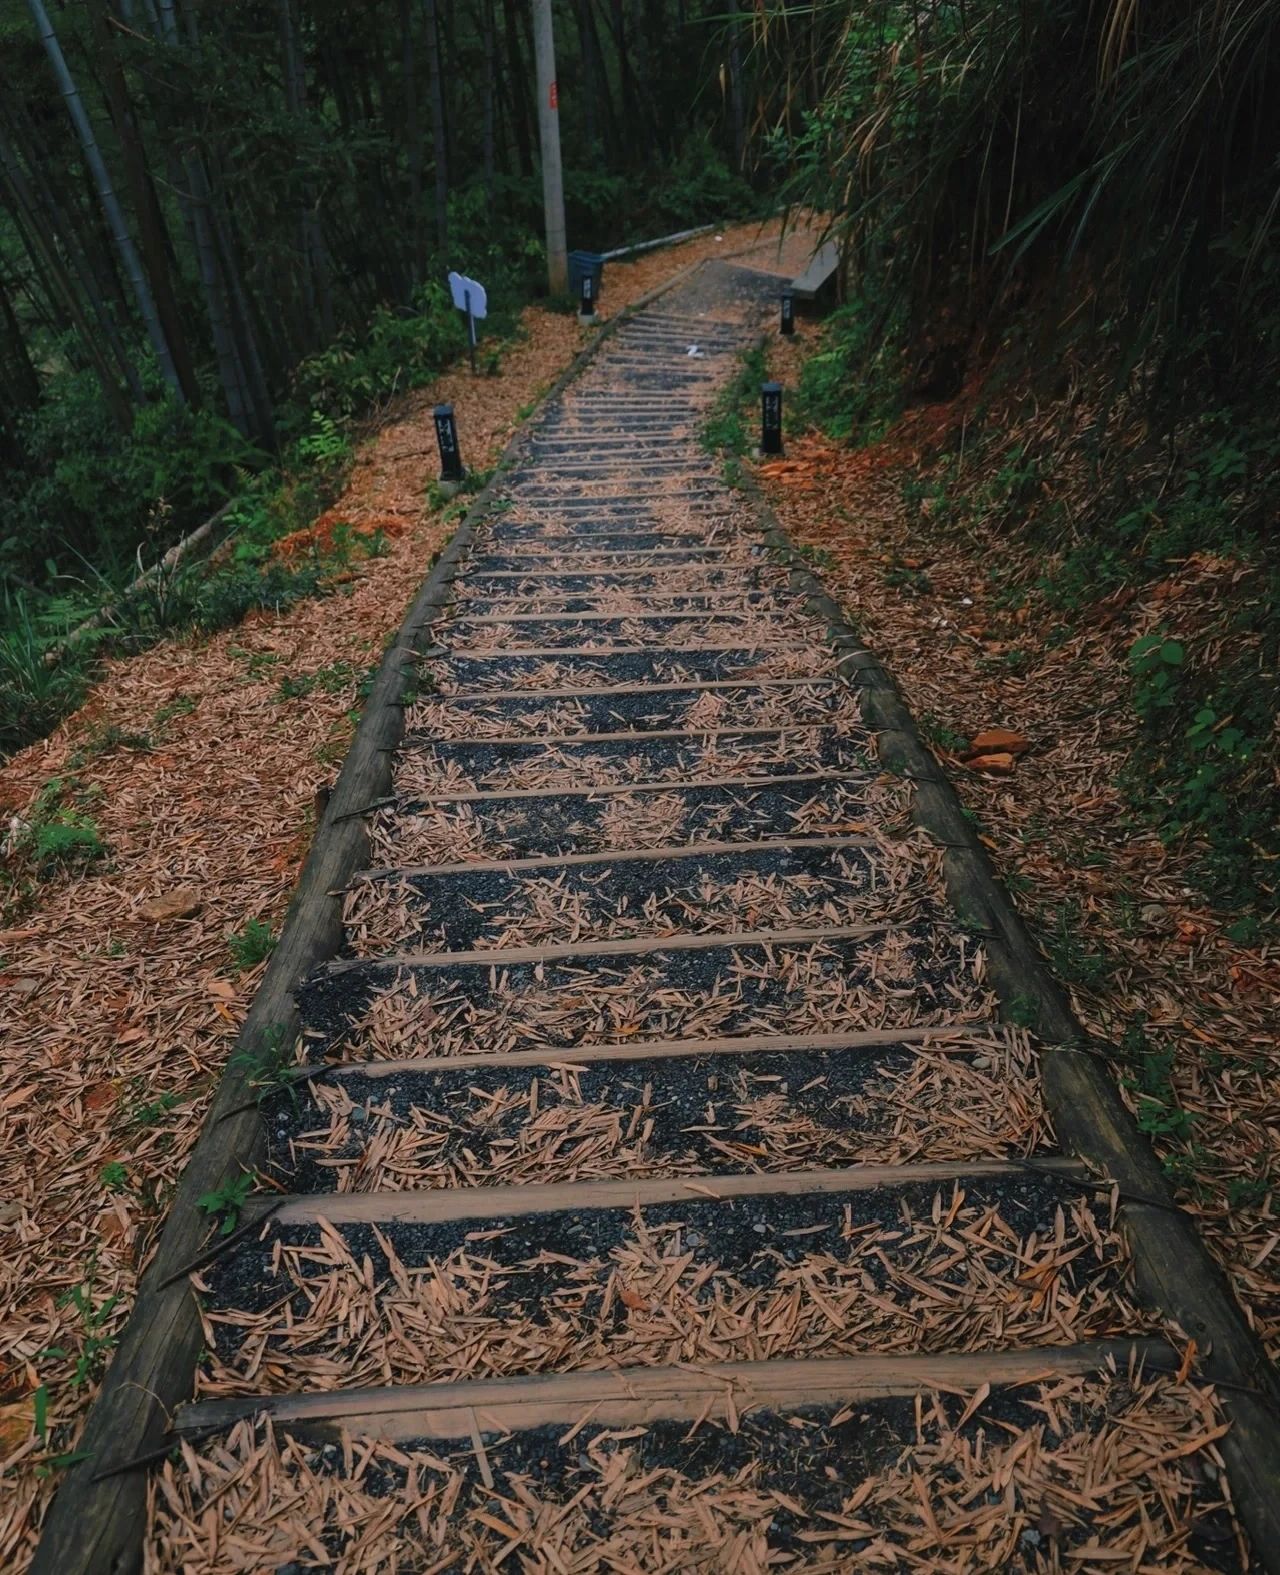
[579,270,596,320]
[760,382,784,457]
[433,403,465,493]
[780,290,795,336]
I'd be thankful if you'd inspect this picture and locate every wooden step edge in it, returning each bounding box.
[455,593,796,611]
[326,921,890,975]
[485,533,728,547]
[431,675,841,705]
[313,1023,1003,1078]
[466,551,742,567]
[396,722,850,750]
[451,608,799,625]
[461,570,765,584]
[174,1338,1171,1441]
[520,456,708,468]
[391,768,866,805]
[434,642,816,661]
[348,832,877,884]
[246,1158,1089,1232]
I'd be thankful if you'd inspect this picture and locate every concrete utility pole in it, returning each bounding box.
[532,0,568,295]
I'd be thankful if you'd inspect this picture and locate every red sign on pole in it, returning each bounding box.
[549,80,558,109]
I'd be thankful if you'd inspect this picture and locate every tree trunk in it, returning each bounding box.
[584,0,619,158]
[0,143,134,430]
[186,153,254,436]
[727,0,746,170]
[278,0,334,341]
[4,91,144,402]
[25,0,183,400]
[0,265,41,413]
[400,0,425,277]
[421,0,449,255]
[502,0,534,176]
[482,0,496,202]
[83,0,202,404]
[209,192,276,445]
[575,0,598,154]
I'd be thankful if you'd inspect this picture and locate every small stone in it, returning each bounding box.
[137,887,203,923]
[686,1230,702,1247]
[970,1055,992,1070]
[969,728,1030,757]
[752,1222,767,1234]
[1139,903,1168,927]
[1020,1528,1042,1550]
[966,751,1017,775]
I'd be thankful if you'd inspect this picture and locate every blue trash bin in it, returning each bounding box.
[567,250,604,299]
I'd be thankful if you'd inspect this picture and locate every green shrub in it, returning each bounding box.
[227,918,276,970]
[292,282,467,422]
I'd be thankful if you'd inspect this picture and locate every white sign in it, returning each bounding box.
[448,271,488,319]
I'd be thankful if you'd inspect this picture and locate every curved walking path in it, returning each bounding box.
[36,252,1276,1572]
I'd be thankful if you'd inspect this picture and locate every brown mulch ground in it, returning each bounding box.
[759,323,1280,1366]
[0,218,797,1567]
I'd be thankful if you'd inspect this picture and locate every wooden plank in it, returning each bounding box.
[319,1022,997,1077]
[466,551,741,568]
[439,674,838,704]
[398,723,844,749]
[250,1158,1087,1231]
[349,832,874,883]
[327,921,888,975]
[436,642,812,659]
[175,1339,1171,1441]
[457,596,796,613]
[397,768,862,804]
[452,608,795,625]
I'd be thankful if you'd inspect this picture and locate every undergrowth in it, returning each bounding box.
[801,304,1280,916]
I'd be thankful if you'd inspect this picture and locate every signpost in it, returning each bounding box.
[448,270,488,373]
[780,290,795,336]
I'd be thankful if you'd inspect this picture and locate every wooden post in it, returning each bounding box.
[531,0,567,295]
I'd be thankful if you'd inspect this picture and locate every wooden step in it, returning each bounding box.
[175,1339,1171,1442]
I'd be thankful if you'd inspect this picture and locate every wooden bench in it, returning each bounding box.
[790,239,840,310]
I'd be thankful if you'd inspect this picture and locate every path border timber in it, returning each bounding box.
[735,458,1280,1564]
[28,245,731,1575]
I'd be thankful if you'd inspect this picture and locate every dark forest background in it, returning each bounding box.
[2,0,1277,902]
[0,1,788,718]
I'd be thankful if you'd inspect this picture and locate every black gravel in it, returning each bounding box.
[410,681,843,734]
[393,728,872,786]
[466,547,749,573]
[297,923,974,1053]
[381,776,880,860]
[348,843,900,952]
[202,1173,1119,1347]
[263,1044,924,1193]
[428,648,828,692]
[267,1391,1245,1573]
